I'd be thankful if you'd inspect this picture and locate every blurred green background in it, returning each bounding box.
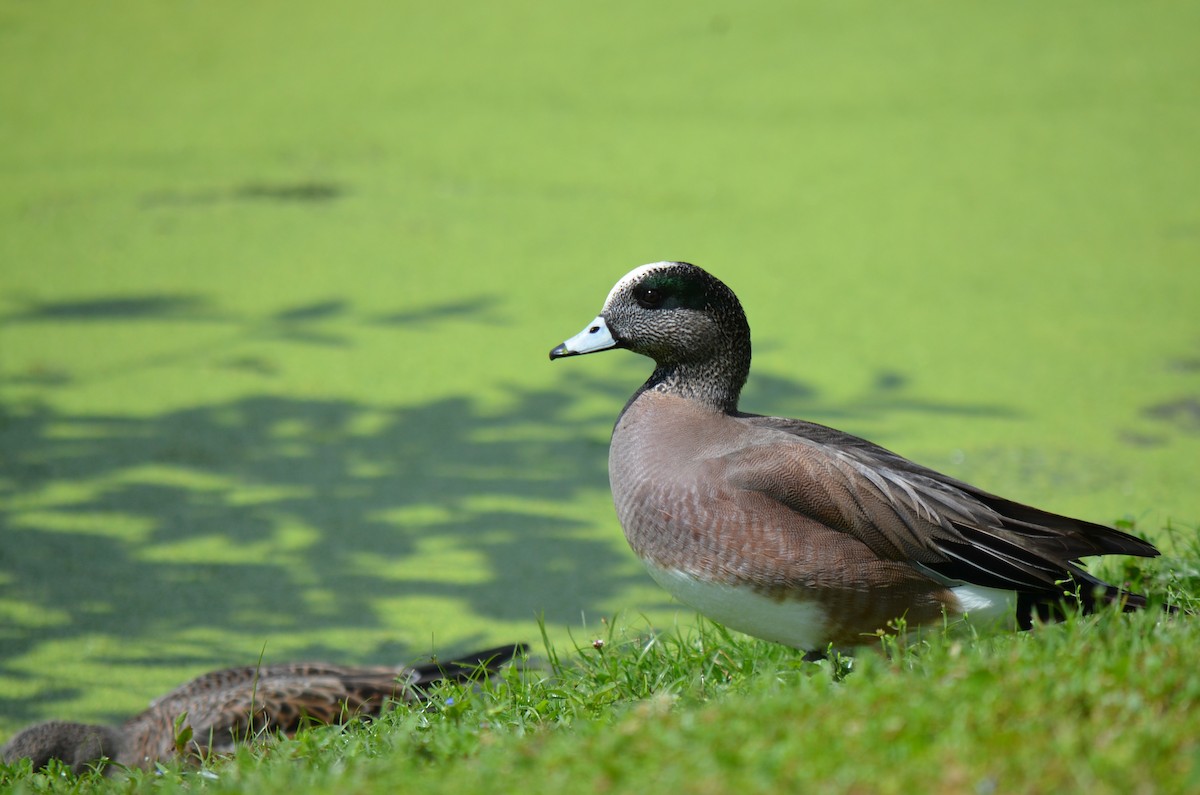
[1,1,1198,734]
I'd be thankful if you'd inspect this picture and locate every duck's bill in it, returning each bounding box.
[549,315,618,359]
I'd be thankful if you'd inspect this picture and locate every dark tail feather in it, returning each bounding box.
[1016,581,1177,630]
[1089,583,1181,616]
[408,643,527,689]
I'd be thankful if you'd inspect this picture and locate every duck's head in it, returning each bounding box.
[550,262,751,410]
[550,262,749,365]
[1,721,122,775]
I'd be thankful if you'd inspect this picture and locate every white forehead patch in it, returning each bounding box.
[602,262,677,310]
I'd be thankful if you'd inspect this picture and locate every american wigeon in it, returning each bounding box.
[1,644,524,774]
[550,261,1166,651]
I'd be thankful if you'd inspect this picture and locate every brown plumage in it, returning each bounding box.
[2,644,524,774]
[551,261,1167,651]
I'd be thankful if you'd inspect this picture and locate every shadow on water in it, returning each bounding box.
[139,180,347,207]
[2,291,503,331]
[0,389,628,628]
[2,292,505,387]
[743,369,1020,426]
[1119,343,1200,447]
[0,383,631,724]
[0,292,1022,724]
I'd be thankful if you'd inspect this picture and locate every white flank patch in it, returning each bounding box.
[645,564,828,651]
[647,567,1020,649]
[949,584,1018,630]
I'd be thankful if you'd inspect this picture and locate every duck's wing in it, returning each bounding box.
[732,415,1158,598]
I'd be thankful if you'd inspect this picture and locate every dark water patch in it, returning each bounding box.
[5,367,74,387]
[1142,396,1200,434]
[872,371,908,392]
[140,181,345,208]
[272,300,350,323]
[1118,430,1167,448]
[218,356,281,377]
[743,371,1019,427]
[233,181,343,203]
[4,295,214,322]
[371,297,505,327]
[1167,357,1200,374]
[1,293,502,387]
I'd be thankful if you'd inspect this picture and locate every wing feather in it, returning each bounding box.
[729,414,1157,596]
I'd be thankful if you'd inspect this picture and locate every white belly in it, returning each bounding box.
[645,565,1018,650]
[644,564,829,650]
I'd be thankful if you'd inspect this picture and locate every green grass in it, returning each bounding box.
[4,535,1197,792]
[4,577,1199,794]
[2,0,1200,790]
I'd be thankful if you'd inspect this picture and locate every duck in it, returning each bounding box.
[1,643,524,774]
[550,261,1167,651]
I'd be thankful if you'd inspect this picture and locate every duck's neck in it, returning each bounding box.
[642,341,750,414]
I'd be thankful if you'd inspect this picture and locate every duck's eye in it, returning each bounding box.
[634,286,665,309]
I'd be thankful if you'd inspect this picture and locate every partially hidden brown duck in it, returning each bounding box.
[550,261,1171,651]
[2,643,525,774]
